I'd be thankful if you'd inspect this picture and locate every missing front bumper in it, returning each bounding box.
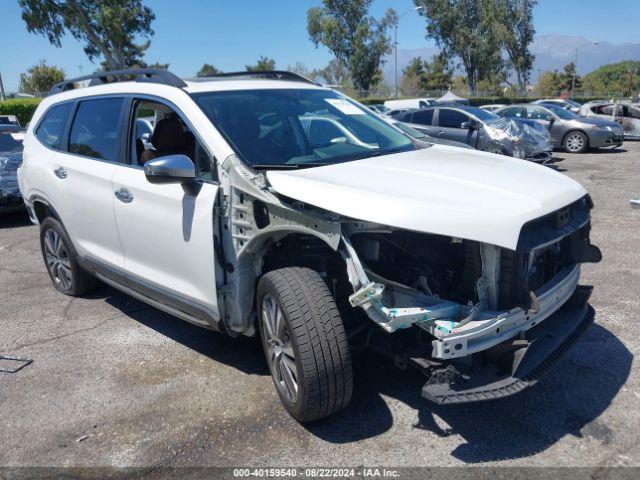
[419,285,594,404]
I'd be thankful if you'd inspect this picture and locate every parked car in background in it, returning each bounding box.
[497,103,623,153]
[382,117,473,149]
[367,104,390,115]
[0,130,25,212]
[479,104,506,112]
[578,101,640,140]
[0,123,25,134]
[0,115,21,126]
[386,108,410,118]
[533,98,582,113]
[393,105,553,161]
[384,98,436,110]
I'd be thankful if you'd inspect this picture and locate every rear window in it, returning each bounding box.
[411,109,434,126]
[35,103,72,150]
[68,98,124,162]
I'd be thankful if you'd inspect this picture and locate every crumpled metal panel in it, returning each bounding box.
[478,118,553,159]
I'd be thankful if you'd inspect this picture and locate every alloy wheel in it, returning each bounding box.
[261,294,299,403]
[43,229,73,291]
[566,132,585,152]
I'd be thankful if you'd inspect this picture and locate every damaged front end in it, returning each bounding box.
[340,195,601,403]
[478,118,554,163]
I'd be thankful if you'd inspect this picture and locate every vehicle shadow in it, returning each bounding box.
[545,156,567,172]
[305,322,631,463]
[94,284,631,463]
[96,285,269,376]
[0,210,31,229]
[590,147,627,154]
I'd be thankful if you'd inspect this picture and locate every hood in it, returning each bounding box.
[574,117,620,128]
[266,147,587,250]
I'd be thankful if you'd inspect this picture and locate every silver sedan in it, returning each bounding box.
[496,103,624,153]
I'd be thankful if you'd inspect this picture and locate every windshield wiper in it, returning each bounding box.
[251,163,330,170]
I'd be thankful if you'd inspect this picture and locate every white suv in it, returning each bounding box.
[19,69,602,421]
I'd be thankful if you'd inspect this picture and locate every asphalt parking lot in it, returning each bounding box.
[1,143,639,469]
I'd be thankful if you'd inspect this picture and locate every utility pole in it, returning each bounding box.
[0,73,6,102]
[394,6,424,98]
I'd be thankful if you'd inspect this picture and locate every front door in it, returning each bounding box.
[112,98,221,324]
[435,108,478,146]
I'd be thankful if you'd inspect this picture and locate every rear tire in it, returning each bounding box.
[257,267,353,422]
[40,217,99,296]
[563,131,589,153]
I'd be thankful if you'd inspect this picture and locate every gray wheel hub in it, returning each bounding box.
[261,294,299,403]
[566,133,585,152]
[43,229,72,290]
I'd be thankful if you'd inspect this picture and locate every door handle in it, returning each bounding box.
[53,167,67,179]
[436,130,445,136]
[115,187,133,203]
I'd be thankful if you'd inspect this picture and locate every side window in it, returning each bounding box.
[437,109,469,128]
[35,103,72,150]
[499,107,522,118]
[411,109,434,126]
[130,99,216,182]
[596,105,615,116]
[68,98,124,162]
[526,107,552,121]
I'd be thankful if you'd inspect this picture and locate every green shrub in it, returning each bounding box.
[0,98,43,126]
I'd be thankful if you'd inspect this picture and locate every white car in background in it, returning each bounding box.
[18,68,601,422]
[533,98,582,113]
[578,101,640,140]
[384,98,436,110]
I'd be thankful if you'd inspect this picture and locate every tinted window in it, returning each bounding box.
[69,98,124,162]
[130,99,215,181]
[499,107,523,118]
[411,109,434,125]
[526,106,553,121]
[36,103,72,150]
[438,109,469,128]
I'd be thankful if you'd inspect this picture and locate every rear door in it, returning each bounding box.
[111,97,221,325]
[434,108,477,146]
[47,96,125,274]
[407,109,438,135]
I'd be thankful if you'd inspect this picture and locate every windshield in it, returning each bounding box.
[0,133,23,153]
[192,89,414,168]
[391,121,427,139]
[565,99,582,108]
[545,104,579,119]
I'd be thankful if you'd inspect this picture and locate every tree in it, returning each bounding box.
[19,60,65,94]
[197,64,222,77]
[287,62,320,82]
[535,70,562,96]
[400,57,426,96]
[414,0,503,94]
[422,54,453,91]
[582,61,640,97]
[560,62,580,93]
[495,0,536,93]
[246,56,276,72]
[307,0,397,91]
[146,62,169,70]
[318,59,349,85]
[19,0,155,70]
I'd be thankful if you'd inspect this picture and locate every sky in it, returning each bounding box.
[1,0,639,92]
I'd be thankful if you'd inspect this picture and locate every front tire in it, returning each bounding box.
[563,131,589,153]
[40,217,98,296]
[257,267,353,422]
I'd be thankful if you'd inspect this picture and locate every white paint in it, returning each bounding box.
[267,145,587,250]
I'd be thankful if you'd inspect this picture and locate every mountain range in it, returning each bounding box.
[382,34,640,83]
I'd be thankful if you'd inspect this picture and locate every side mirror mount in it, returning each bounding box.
[141,132,151,141]
[144,154,200,195]
[460,120,476,130]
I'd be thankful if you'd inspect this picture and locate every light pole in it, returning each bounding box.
[571,41,598,98]
[394,6,424,98]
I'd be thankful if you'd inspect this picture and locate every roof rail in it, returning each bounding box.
[48,68,187,96]
[190,70,320,86]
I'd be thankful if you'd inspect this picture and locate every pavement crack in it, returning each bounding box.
[8,321,107,352]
